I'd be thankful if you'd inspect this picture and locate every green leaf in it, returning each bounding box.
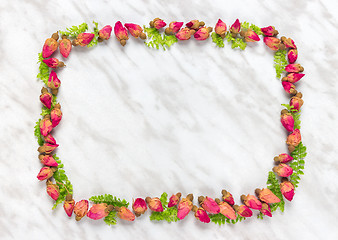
[37,53,50,85]
[34,119,44,146]
[59,23,88,38]
[210,213,245,225]
[211,32,225,48]
[274,49,288,78]
[144,27,178,50]
[225,32,247,50]
[241,21,263,35]
[87,21,100,48]
[289,142,307,188]
[149,192,180,223]
[266,171,285,212]
[104,211,117,226]
[89,194,129,208]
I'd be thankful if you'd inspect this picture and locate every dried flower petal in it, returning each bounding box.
[44,134,56,145]
[260,203,272,217]
[263,37,281,51]
[194,27,211,41]
[40,115,52,137]
[255,188,281,204]
[241,29,260,42]
[283,73,305,84]
[38,143,59,154]
[87,203,109,220]
[273,163,293,177]
[37,166,55,180]
[132,198,147,216]
[176,27,194,40]
[230,19,241,34]
[282,81,297,94]
[285,64,304,73]
[98,25,113,40]
[186,20,201,30]
[215,19,227,36]
[64,197,75,217]
[288,49,298,64]
[280,178,295,201]
[74,33,95,47]
[177,197,193,220]
[168,193,181,207]
[59,38,72,58]
[74,200,89,221]
[40,87,52,109]
[274,153,293,164]
[42,37,58,58]
[261,26,278,37]
[233,204,253,218]
[281,36,296,49]
[51,104,62,128]
[146,197,163,212]
[241,194,262,210]
[39,154,58,167]
[114,21,129,46]
[46,181,59,201]
[48,70,61,94]
[218,201,236,220]
[199,196,220,214]
[165,21,184,35]
[290,96,304,112]
[281,112,294,132]
[194,207,210,223]
[222,189,235,205]
[151,18,166,30]
[286,129,301,147]
[43,58,64,68]
[117,206,135,221]
[124,23,143,38]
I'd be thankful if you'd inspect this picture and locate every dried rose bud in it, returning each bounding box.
[288,49,298,64]
[282,81,297,94]
[274,153,293,164]
[215,19,227,37]
[43,58,65,68]
[281,36,296,49]
[281,112,294,132]
[199,196,220,214]
[216,199,236,220]
[87,203,109,220]
[38,143,59,154]
[194,27,212,41]
[263,37,281,51]
[74,200,89,221]
[40,87,52,109]
[241,194,262,210]
[124,23,144,39]
[48,70,61,95]
[230,19,241,35]
[39,154,58,167]
[63,194,75,217]
[260,203,272,217]
[42,34,59,58]
[261,26,278,37]
[176,27,195,40]
[37,166,56,180]
[282,73,305,84]
[46,180,59,201]
[255,188,281,204]
[280,178,295,201]
[168,192,181,207]
[117,206,135,221]
[98,25,113,40]
[114,21,129,46]
[177,194,193,220]
[193,206,210,223]
[233,204,253,218]
[44,134,56,145]
[145,197,163,212]
[59,37,72,58]
[290,95,304,112]
[40,115,53,137]
[286,129,301,148]
[240,29,260,42]
[221,189,235,205]
[273,163,293,177]
[285,64,304,73]
[51,104,62,128]
[186,20,202,30]
[150,18,166,30]
[132,198,147,216]
[73,33,95,47]
[165,21,184,35]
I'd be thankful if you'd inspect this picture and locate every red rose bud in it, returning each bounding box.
[233,204,253,218]
[46,180,59,201]
[39,154,58,167]
[288,49,298,64]
[117,206,135,221]
[290,93,304,112]
[124,23,145,39]
[145,197,163,212]
[283,73,305,84]
[286,129,302,148]
[42,33,59,58]
[74,200,89,221]
[168,192,181,207]
[255,188,281,204]
[98,25,112,40]
[44,133,56,145]
[281,36,296,49]
[165,21,184,35]
[282,81,297,94]
[51,104,62,128]
[48,70,61,95]
[240,29,260,42]
[260,203,272,217]
[114,21,129,46]
[194,27,212,41]
[273,163,293,177]
[132,198,147,216]
[40,87,52,109]
[37,143,59,154]
[59,37,72,58]
[43,58,65,68]
[281,111,294,132]
[150,18,166,30]
[199,196,220,214]
[73,33,95,47]
[177,194,193,220]
[285,64,304,73]
[215,199,236,220]
[192,206,210,223]
[241,194,262,210]
[222,189,235,205]
[63,194,75,217]
[280,178,295,201]
[186,20,203,30]
[87,203,109,220]
[176,27,195,40]
[261,26,278,37]
[263,37,281,51]
[37,166,56,181]
[274,153,293,164]
[40,115,52,137]
[215,19,227,37]
[230,19,241,35]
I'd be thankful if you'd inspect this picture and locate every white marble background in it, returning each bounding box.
[1,0,338,239]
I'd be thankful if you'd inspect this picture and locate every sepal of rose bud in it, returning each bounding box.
[63,195,75,217]
[273,163,294,177]
[44,134,56,145]
[215,19,227,36]
[280,178,295,201]
[42,37,59,58]
[176,27,194,40]
[146,197,163,212]
[255,188,281,204]
[168,192,181,207]
[263,37,281,51]
[260,203,272,217]
[114,21,129,46]
[48,71,61,94]
[285,64,304,73]
[51,104,62,128]
[281,36,296,49]
[132,198,147,216]
[186,20,201,30]
[43,58,64,68]
[222,189,235,205]
[46,181,59,201]
[37,143,59,154]
[39,154,58,167]
[150,18,166,30]
[194,27,211,41]
[199,196,220,214]
[288,49,298,64]
[217,200,236,220]
[241,29,260,42]
[124,23,143,38]
[274,153,293,164]
[281,112,294,132]
[98,25,112,40]
[286,129,301,148]
[40,115,52,136]
[74,200,89,221]
[37,166,56,180]
[40,87,52,109]
[241,194,262,210]
[233,204,253,218]
[117,206,135,221]
[177,196,193,220]
[166,21,183,34]
[261,26,278,37]
[194,207,210,223]
[74,33,95,47]
[282,81,297,94]
[283,73,305,84]
[230,19,241,34]
[87,203,109,220]
[59,37,72,58]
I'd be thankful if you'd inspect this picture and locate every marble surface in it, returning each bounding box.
[1,0,338,239]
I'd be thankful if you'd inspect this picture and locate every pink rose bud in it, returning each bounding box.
[42,34,59,58]
[280,178,295,201]
[241,194,262,210]
[145,197,163,212]
[44,134,56,145]
[117,206,136,221]
[73,33,95,47]
[217,200,236,220]
[285,64,304,73]
[199,196,220,214]
[286,129,302,148]
[274,153,293,164]
[40,115,53,137]
[43,58,65,68]
[255,188,281,204]
[288,49,298,64]
[51,104,62,128]
[87,203,109,220]
[98,25,113,40]
[263,37,281,51]
[37,166,55,180]
[74,200,89,221]
[233,204,253,218]
[46,180,60,201]
[166,21,183,34]
[215,19,227,36]
[177,194,193,220]
[186,20,201,30]
[63,194,75,217]
[40,87,52,109]
[38,143,59,154]
[273,163,293,177]
[281,112,294,132]
[245,29,260,42]
[48,70,61,95]
[282,81,297,94]
[132,198,148,216]
[114,21,129,46]
[281,36,296,49]
[193,207,210,223]
[124,23,143,38]
[283,73,305,84]
[39,154,58,167]
[176,27,195,40]
[260,203,272,217]
[59,37,72,58]
[230,19,241,35]
[290,95,304,112]
[194,27,212,41]
[150,18,166,29]
[261,26,278,37]
[222,189,235,205]
[168,192,181,207]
